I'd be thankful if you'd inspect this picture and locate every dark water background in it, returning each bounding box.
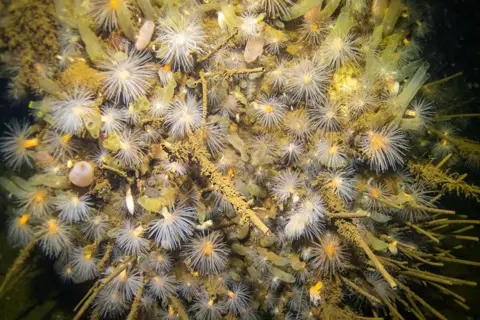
[0,0,479,319]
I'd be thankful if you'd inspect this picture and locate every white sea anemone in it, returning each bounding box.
[258,0,292,17]
[42,130,77,160]
[190,292,225,320]
[280,140,305,164]
[215,94,238,118]
[150,96,169,117]
[270,169,302,202]
[80,214,111,241]
[7,213,34,247]
[239,13,262,40]
[251,95,287,127]
[147,250,174,274]
[224,282,251,315]
[165,94,203,139]
[89,0,122,31]
[17,186,54,218]
[107,269,143,299]
[38,218,73,257]
[204,123,227,154]
[283,109,312,139]
[310,232,349,276]
[319,31,360,69]
[184,232,230,275]
[323,168,357,202]
[98,46,154,104]
[266,59,289,90]
[287,59,329,105]
[101,105,126,134]
[148,205,196,250]
[70,247,98,282]
[310,100,344,132]
[0,119,38,170]
[284,195,325,240]
[50,87,96,135]
[360,124,409,172]
[315,139,348,168]
[147,273,178,300]
[115,221,149,256]
[156,16,205,71]
[94,288,129,319]
[115,129,145,166]
[56,192,93,223]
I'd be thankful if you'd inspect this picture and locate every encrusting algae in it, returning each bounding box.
[0,0,480,319]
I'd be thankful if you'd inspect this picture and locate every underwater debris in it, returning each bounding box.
[0,0,479,319]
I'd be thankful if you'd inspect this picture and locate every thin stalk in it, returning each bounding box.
[423,72,463,89]
[341,276,382,304]
[428,219,480,226]
[357,234,397,289]
[327,211,370,218]
[395,280,448,320]
[198,31,238,63]
[428,282,466,303]
[454,235,479,241]
[73,257,134,320]
[436,153,452,168]
[0,235,41,296]
[434,113,480,121]
[405,221,440,243]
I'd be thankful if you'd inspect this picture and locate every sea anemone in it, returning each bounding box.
[184,232,230,275]
[38,218,73,257]
[50,87,96,135]
[90,0,122,31]
[115,220,149,256]
[270,169,302,202]
[251,95,287,127]
[101,105,127,134]
[147,273,178,300]
[17,186,54,218]
[94,288,129,318]
[239,13,262,40]
[115,129,146,166]
[266,59,289,90]
[258,0,292,17]
[314,139,348,168]
[150,96,169,117]
[283,109,312,139]
[359,124,409,172]
[322,168,357,202]
[80,214,111,241]
[148,205,196,250]
[56,192,93,223]
[147,250,174,274]
[287,59,329,105]
[107,269,143,299]
[156,16,205,71]
[310,232,349,276]
[310,100,344,132]
[190,292,225,320]
[0,119,39,170]
[98,45,155,104]
[42,130,77,160]
[224,282,251,315]
[70,247,98,282]
[280,140,305,165]
[6,212,34,247]
[204,123,228,154]
[319,31,360,69]
[165,94,203,139]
